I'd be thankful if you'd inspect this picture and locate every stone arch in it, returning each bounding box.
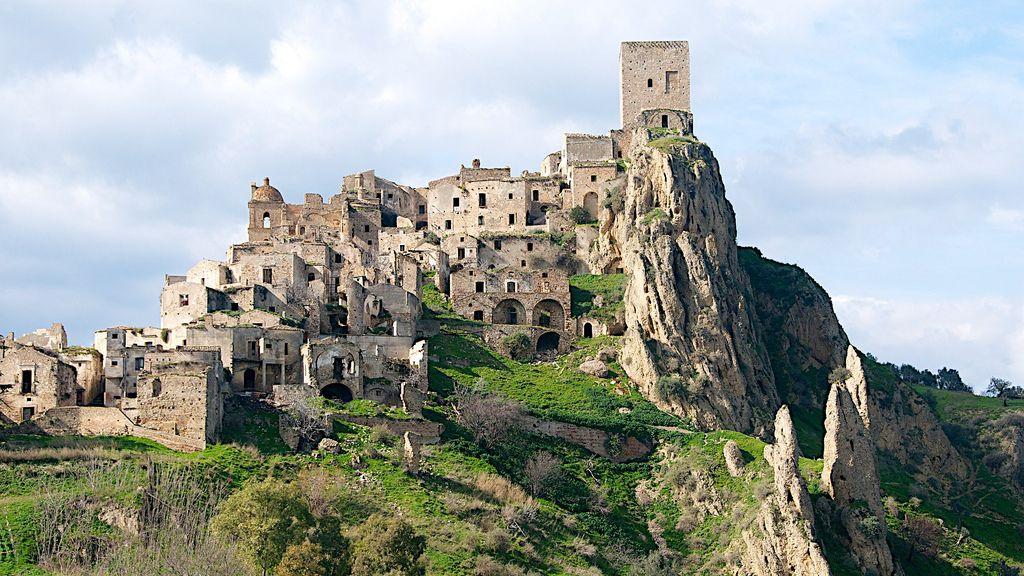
[537,331,560,353]
[583,192,599,219]
[493,298,526,325]
[321,382,354,403]
[532,299,565,329]
[262,212,271,228]
[583,322,593,338]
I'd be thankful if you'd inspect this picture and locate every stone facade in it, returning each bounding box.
[619,40,691,127]
[0,339,77,424]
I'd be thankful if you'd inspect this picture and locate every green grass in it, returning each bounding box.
[569,273,626,321]
[913,385,1024,422]
[428,330,679,436]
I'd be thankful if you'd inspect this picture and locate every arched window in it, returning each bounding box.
[262,212,271,228]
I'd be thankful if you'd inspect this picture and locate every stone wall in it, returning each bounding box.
[620,40,691,127]
[0,343,77,423]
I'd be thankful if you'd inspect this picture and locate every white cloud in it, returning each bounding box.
[0,0,1020,388]
[834,295,1024,391]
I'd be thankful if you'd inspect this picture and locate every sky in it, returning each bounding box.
[0,0,1021,392]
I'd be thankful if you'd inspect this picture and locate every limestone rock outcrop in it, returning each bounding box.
[741,405,830,576]
[724,440,745,477]
[822,346,899,576]
[579,358,610,378]
[596,130,778,435]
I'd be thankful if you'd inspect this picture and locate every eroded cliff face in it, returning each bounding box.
[741,406,831,576]
[591,131,777,435]
[821,346,899,576]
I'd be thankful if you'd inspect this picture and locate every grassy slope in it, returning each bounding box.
[4,270,1021,574]
[569,274,626,321]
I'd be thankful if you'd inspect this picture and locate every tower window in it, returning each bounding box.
[475,281,484,293]
[508,214,515,225]
[478,193,487,207]
[262,212,271,228]
[532,189,539,201]
[526,242,533,251]
[418,204,426,214]
[453,197,460,208]
[494,240,502,250]
[647,78,653,88]
[662,114,669,128]
[478,215,484,225]
[262,267,273,283]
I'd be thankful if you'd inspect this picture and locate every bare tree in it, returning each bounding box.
[452,383,524,446]
[523,451,561,497]
[903,516,943,562]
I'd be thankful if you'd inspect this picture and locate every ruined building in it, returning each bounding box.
[2,41,691,450]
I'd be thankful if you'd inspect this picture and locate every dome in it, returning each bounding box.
[251,177,283,203]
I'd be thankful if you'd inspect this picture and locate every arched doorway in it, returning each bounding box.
[537,331,560,353]
[243,369,256,391]
[583,192,599,220]
[583,322,593,338]
[321,383,353,403]
[532,299,565,329]
[494,299,526,325]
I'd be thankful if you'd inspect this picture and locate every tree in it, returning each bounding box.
[988,378,1016,406]
[899,364,924,385]
[350,514,425,576]
[276,540,336,576]
[937,367,970,392]
[903,516,943,562]
[523,451,561,496]
[211,479,315,575]
[453,384,524,446]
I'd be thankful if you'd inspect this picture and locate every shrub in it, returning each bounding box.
[211,478,315,575]
[502,332,533,362]
[350,514,425,576]
[567,206,596,225]
[523,451,561,496]
[859,515,883,538]
[456,387,525,446]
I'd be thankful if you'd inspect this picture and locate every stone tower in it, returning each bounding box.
[619,41,691,131]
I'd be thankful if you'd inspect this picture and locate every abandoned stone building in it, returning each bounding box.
[0,336,78,424]
[3,40,691,449]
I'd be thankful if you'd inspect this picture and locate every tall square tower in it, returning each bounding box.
[620,41,691,128]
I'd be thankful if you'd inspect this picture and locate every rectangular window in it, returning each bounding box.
[665,70,678,93]
[20,370,32,393]
[399,244,405,252]
[508,193,513,200]
[478,215,484,225]
[249,341,257,355]
[521,259,526,267]
[418,204,425,214]
[590,174,597,182]
[284,343,289,355]
[364,225,370,233]
[532,189,539,201]
[494,240,502,250]
[111,360,118,366]
[262,268,273,283]
[453,197,460,208]
[299,226,305,234]
[334,254,342,264]
[478,193,487,207]
[135,357,144,370]
[265,341,272,350]
[308,272,315,282]
[527,242,533,251]
[445,220,452,230]
[508,214,515,225]
[475,281,484,293]
[179,294,189,307]
[458,247,465,259]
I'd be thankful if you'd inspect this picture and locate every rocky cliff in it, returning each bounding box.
[741,405,831,576]
[591,130,778,436]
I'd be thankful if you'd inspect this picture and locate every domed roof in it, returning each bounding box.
[251,177,283,203]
